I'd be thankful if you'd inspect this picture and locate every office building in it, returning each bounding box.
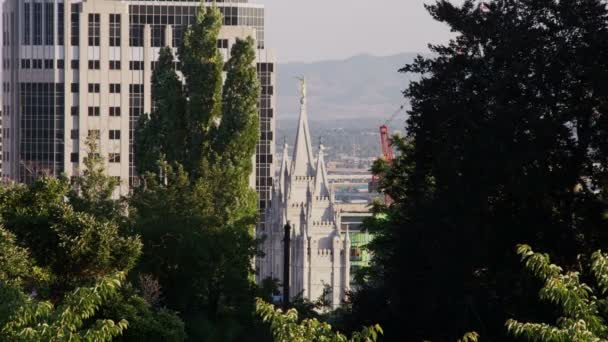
[1,0,275,229]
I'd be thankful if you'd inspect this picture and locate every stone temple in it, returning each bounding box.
[258,80,350,309]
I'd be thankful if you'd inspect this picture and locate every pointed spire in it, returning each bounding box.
[314,144,331,198]
[292,77,315,177]
[276,142,290,201]
[345,225,351,243]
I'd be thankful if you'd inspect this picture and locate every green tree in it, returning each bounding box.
[255,298,383,342]
[179,4,224,174]
[130,162,258,341]
[0,142,185,340]
[0,177,141,295]
[507,245,608,341]
[347,0,608,340]
[70,136,124,222]
[136,48,187,174]
[100,282,187,342]
[133,3,262,339]
[1,272,129,341]
[215,36,260,171]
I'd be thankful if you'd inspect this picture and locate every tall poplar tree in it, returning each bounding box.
[215,36,260,171]
[132,3,263,340]
[180,5,224,174]
[136,48,187,174]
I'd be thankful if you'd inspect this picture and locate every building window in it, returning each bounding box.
[71,106,79,116]
[88,13,100,46]
[109,107,121,117]
[57,59,64,69]
[88,130,100,139]
[109,14,121,46]
[110,60,121,70]
[21,59,30,69]
[58,3,64,45]
[23,3,30,45]
[32,59,42,69]
[71,60,79,69]
[129,61,144,70]
[71,4,80,46]
[258,63,274,73]
[172,26,183,48]
[129,25,143,47]
[109,130,121,140]
[70,153,79,163]
[33,2,42,45]
[88,60,100,70]
[70,129,78,139]
[109,84,121,94]
[109,153,121,163]
[88,107,100,116]
[88,83,100,93]
[217,39,229,49]
[71,83,79,93]
[151,25,165,47]
[45,2,54,45]
[44,59,53,69]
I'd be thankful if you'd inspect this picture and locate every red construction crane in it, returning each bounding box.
[380,104,405,162]
[371,104,406,204]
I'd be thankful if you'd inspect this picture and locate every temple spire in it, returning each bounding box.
[291,77,315,177]
[279,142,290,201]
[314,144,331,198]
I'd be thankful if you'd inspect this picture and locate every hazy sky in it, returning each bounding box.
[256,0,459,63]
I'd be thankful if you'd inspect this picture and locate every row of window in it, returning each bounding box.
[19,59,146,71]
[83,83,121,94]
[69,106,122,117]
[71,152,121,163]
[18,59,273,74]
[70,129,121,140]
[68,83,140,95]
[18,4,264,49]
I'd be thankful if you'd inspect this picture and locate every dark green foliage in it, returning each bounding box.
[0,138,186,340]
[130,162,258,341]
[132,5,262,340]
[215,36,261,172]
[0,178,141,295]
[347,0,608,340]
[1,272,129,341]
[136,48,188,174]
[507,245,608,340]
[179,5,224,174]
[100,284,186,342]
[256,298,383,342]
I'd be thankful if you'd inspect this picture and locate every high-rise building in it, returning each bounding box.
[1,0,276,229]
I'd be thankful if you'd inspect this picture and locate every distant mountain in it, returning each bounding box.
[276,52,420,122]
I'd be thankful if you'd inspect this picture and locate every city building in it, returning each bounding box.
[335,203,373,288]
[261,80,351,309]
[1,0,275,229]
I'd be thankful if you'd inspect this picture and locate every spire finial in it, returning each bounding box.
[296,76,306,104]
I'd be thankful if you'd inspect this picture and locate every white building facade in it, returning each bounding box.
[260,81,350,309]
[1,0,276,229]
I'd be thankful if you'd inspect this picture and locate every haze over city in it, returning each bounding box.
[258,0,461,62]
